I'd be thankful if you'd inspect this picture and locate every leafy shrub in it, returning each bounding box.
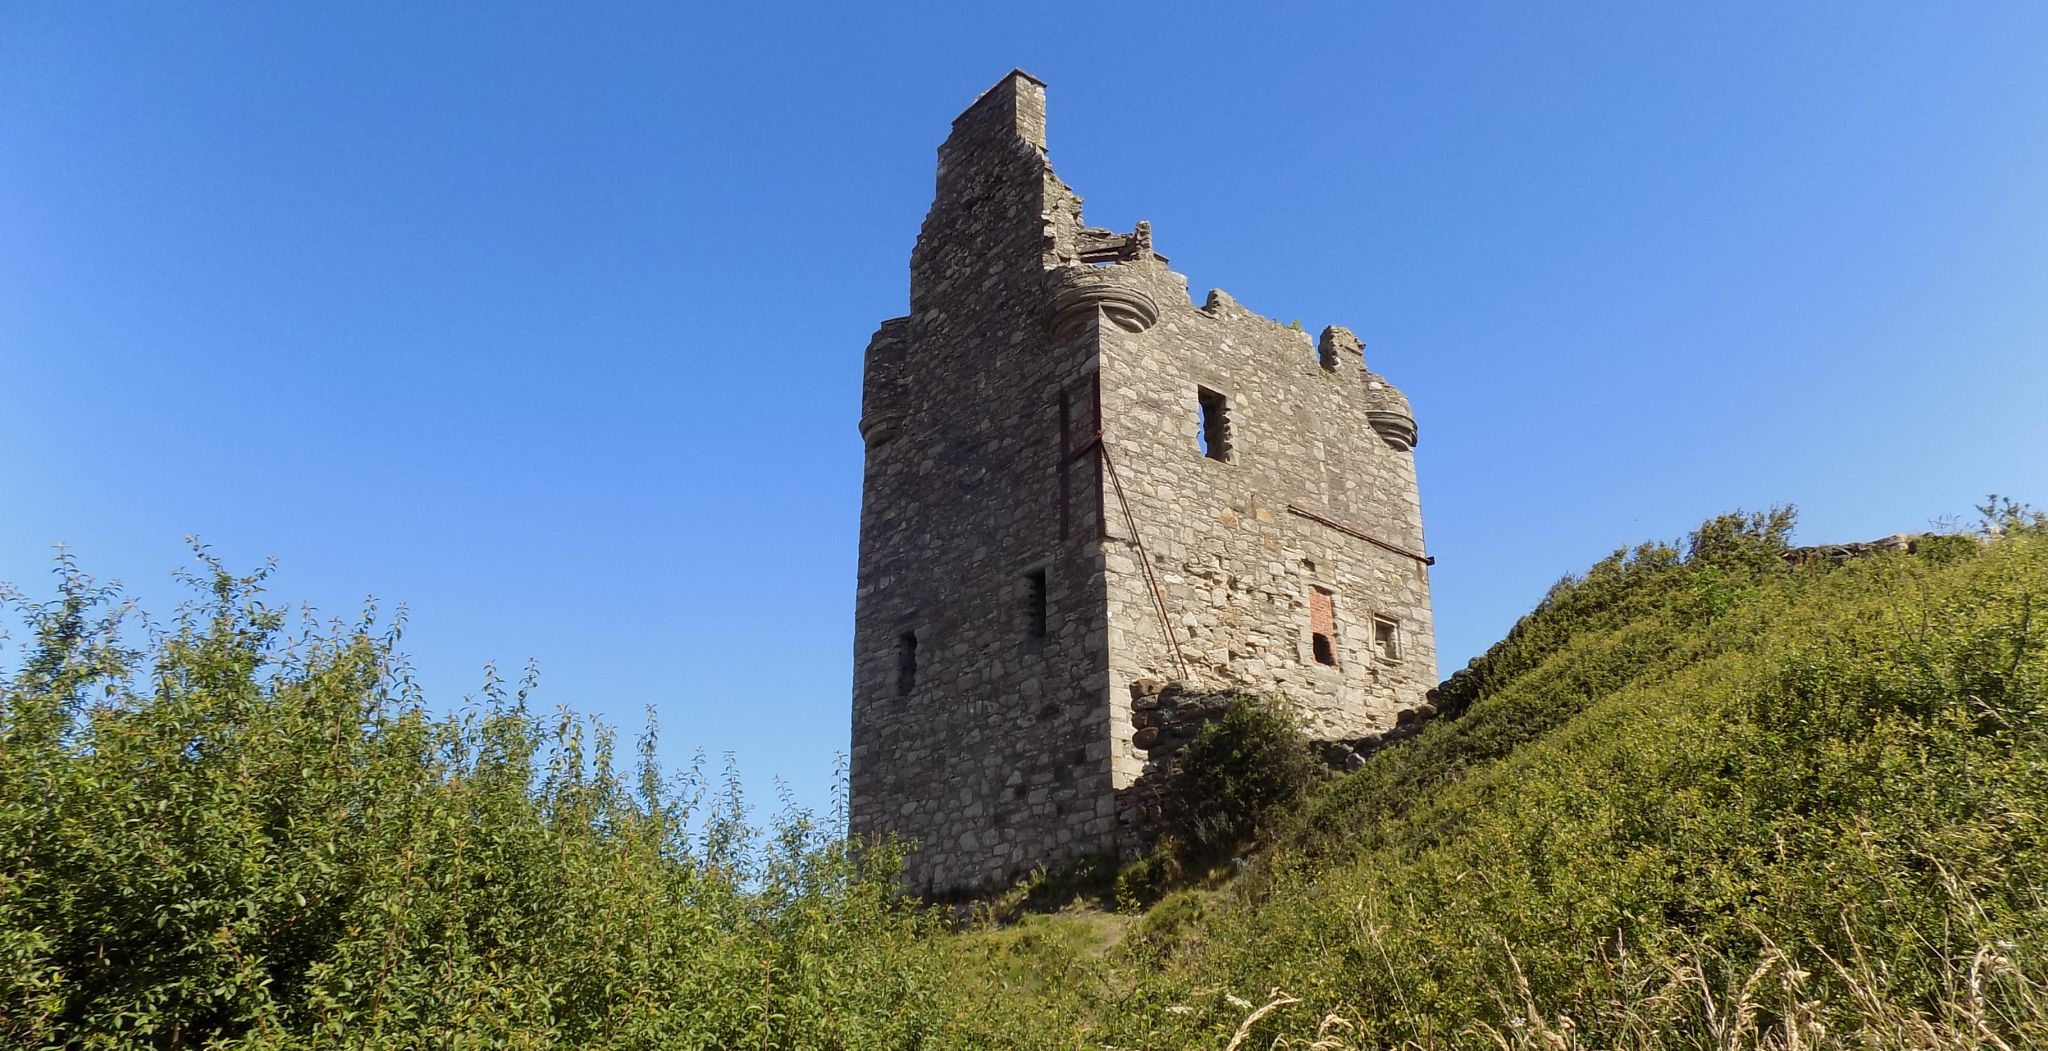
[0,549,1005,1049]
[1684,506,1796,573]
[1913,531,1980,566]
[1978,492,2048,536]
[1112,694,1318,910]
[1166,693,1319,864]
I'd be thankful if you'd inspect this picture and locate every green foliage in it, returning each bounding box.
[0,548,986,1049]
[1684,506,1797,573]
[1126,888,1213,954]
[1113,694,1319,911]
[1167,694,1320,864]
[1113,844,1179,912]
[10,506,2047,1049]
[1979,492,2048,536]
[1913,531,1980,567]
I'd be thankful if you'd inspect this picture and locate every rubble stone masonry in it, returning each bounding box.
[850,72,1436,894]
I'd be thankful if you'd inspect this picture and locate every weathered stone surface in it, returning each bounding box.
[848,72,1437,895]
[1784,534,1919,565]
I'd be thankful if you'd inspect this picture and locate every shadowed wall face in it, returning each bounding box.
[851,73,1115,895]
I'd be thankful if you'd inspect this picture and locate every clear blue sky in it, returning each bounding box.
[5,3,2045,817]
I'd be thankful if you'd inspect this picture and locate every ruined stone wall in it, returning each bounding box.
[849,72,1116,895]
[1080,260,1437,805]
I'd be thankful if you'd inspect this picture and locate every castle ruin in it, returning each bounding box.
[849,72,1436,894]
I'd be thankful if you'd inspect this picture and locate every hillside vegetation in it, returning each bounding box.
[4,506,2046,1048]
[1058,507,2048,1049]
[0,554,970,1048]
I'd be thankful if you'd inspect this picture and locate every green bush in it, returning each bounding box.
[1165,693,1319,868]
[0,550,1001,1049]
[1113,694,1319,910]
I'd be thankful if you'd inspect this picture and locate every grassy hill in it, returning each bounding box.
[4,508,2045,1048]
[944,508,2048,1048]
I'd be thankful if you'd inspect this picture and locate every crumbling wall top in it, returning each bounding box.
[946,69,1047,151]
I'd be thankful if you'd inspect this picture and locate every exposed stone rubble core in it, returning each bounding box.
[1783,534,1920,565]
[849,71,1436,895]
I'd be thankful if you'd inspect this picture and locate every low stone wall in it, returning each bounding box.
[1783,533,1918,565]
[1116,679,1229,854]
[1316,698,1441,770]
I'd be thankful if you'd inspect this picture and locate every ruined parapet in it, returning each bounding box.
[1068,219,1167,265]
[1315,326,1420,452]
[1318,696,1441,770]
[1317,325,1364,372]
[908,70,1057,315]
[1124,678,1232,755]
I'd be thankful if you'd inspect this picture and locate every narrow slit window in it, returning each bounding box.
[1373,617,1402,662]
[1197,386,1231,462]
[1309,588,1338,667]
[1025,568,1049,638]
[896,630,918,695]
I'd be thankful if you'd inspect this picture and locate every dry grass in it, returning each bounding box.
[1206,930,2048,1050]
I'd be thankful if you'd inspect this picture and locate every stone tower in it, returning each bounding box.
[850,72,1435,894]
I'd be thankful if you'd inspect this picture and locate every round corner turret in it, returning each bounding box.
[859,317,912,449]
[1363,373,1418,450]
[1046,265,1158,339]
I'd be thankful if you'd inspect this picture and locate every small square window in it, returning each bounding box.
[1197,387,1232,462]
[1372,617,1402,662]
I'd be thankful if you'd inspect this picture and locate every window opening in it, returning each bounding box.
[1309,588,1338,667]
[1025,568,1049,638]
[896,631,918,695]
[1197,387,1231,461]
[1373,617,1402,662]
